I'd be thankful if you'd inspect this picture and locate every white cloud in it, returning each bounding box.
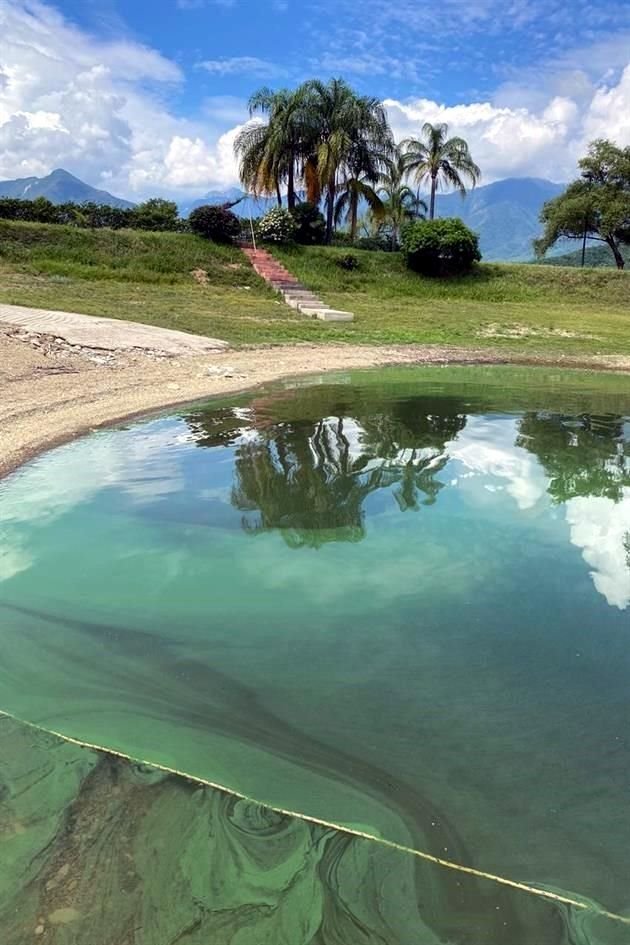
[566,490,630,610]
[384,61,630,183]
[198,57,286,79]
[0,0,629,197]
[448,417,549,510]
[0,0,243,197]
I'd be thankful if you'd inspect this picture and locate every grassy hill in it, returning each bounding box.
[536,243,630,269]
[0,220,629,354]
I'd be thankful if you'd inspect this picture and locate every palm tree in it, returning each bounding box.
[234,85,309,209]
[377,148,427,248]
[334,142,387,241]
[402,122,480,220]
[303,78,393,243]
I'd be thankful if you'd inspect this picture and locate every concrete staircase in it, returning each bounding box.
[241,246,354,322]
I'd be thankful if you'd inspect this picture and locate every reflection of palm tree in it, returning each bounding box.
[517,412,630,502]
[185,390,468,547]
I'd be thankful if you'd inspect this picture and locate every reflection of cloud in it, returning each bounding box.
[448,417,549,510]
[566,489,630,610]
[0,422,184,583]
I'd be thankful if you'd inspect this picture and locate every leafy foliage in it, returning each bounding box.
[188,204,241,243]
[131,198,180,232]
[235,78,393,243]
[289,201,326,244]
[401,218,481,276]
[535,139,630,269]
[336,252,360,271]
[258,207,297,243]
[402,122,480,219]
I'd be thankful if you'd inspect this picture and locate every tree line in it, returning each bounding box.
[234,78,480,244]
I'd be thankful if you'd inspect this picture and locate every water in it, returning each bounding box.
[2,365,630,943]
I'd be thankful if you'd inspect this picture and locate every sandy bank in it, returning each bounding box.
[3,323,630,481]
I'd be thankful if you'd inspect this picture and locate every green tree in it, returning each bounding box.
[535,139,630,270]
[377,148,427,249]
[131,198,179,231]
[235,85,310,209]
[302,78,393,243]
[402,122,480,220]
[334,141,386,242]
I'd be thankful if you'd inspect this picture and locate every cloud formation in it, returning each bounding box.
[0,0,629,198]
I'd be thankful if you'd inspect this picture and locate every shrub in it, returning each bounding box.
[336,252,360,271]
[131,198,180,231]
[188,204,241,243]
[258,207,296,243]
[401,218,481,276]
[290,202,325,244]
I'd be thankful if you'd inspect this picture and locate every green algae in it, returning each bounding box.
[3,365,630,941]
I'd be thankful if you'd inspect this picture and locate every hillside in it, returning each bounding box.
[435,177,565,261]
[536,243,630,269]
[0,221,628,354]
[0,168,135,208]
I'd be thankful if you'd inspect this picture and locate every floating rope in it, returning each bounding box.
[1,709,628,928]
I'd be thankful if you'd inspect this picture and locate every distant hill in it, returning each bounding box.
[535,243,630,269]
[435,177,565,261]
[0,168,135,209]
[179,187,277,219]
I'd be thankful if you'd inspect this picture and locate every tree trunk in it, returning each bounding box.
[325,179,335,244]
[350,191,358,242]
[275,181,282,207]
[429,175,437,220]
[287,157,295,211]
[606,237,625,269]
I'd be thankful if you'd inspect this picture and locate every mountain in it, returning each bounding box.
[434,177,565,261]
[179,187,277,219]
[0,168,135,209]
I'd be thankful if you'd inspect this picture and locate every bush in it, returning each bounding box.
[290,202,325,244]
[258,207,296,244]
[401,218,481,276]
[336,252,360,271]
[188,204,241,243]
[131,198,180,232]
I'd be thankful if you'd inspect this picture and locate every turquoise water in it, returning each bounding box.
[2,365,630,942]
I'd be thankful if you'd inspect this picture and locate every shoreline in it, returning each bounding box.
[3,326,630,482]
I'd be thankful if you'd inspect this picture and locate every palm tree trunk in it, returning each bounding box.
[287,156,296,211]
[325,179,335,244]
[350,191,358,242]
[275,181,282,207]
[429,175,437,220]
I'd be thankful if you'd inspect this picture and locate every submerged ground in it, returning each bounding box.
[2,365,630,944]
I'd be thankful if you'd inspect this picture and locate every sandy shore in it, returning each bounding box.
[3,323,630,481]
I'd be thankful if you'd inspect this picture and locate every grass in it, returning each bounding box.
[0,220,629,353]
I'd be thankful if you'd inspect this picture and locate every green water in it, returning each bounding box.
[2,365,630,943]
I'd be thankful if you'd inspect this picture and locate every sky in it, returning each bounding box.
[0,0,630,200]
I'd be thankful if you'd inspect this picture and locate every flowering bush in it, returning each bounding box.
[257,207,296,244]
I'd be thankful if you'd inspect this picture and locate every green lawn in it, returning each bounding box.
[1,220,629,353]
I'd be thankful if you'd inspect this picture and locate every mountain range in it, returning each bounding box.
[0,169,565,261]
[0,168,135,209]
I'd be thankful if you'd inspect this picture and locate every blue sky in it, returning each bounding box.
[55,0,630,106]
[1,0,629,198]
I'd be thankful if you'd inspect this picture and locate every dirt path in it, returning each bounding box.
[3,322,630,481]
